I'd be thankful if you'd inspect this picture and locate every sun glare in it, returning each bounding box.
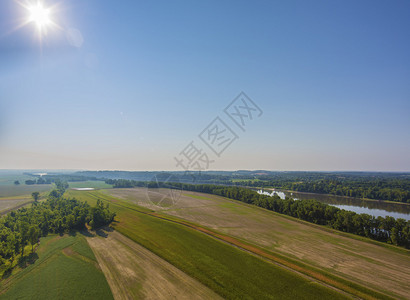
[27,2,51,30]
[11,0,59,39]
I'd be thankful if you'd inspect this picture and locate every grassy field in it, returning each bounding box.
[0,181,51,214]
[67,189,349,300]
[104,188,410,299]
[68,180,112,189]
[87,228,222,299]
[0,174,36,186]
[0,184,53,198]
[0,234,113,300]
[0,173,53,198]
[0,188,50,215]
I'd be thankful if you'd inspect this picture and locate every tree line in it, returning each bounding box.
[25,178,52,185]
[105,179,146,188]
[107,179,410,248]
[22,174,104,185]
[0,183,115,270]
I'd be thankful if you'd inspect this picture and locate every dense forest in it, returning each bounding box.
[0,181,115,271]
[23,174,102,185]
[107,179,410,248]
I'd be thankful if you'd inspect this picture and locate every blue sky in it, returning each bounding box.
[0,0,409,171]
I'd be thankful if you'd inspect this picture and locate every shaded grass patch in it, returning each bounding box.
[0,234,113,300]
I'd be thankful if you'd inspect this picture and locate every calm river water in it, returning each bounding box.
[257,189,410,221]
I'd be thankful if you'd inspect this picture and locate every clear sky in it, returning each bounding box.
[0,0,409,171]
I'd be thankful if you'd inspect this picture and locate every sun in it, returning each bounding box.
[11,0,60,41]
[28,2,51,29]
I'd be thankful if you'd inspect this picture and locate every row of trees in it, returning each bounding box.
[105,179,145,188]
[108,179,410,248]
[24,178,52,185]
[22,174,104,186]
[0,184,115,267]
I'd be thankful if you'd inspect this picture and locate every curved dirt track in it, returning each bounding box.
[86,229,222,300]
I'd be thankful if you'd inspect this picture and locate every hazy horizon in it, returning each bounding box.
[1,168,409,173]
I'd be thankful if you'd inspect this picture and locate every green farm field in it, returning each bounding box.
[0,234,113,300]
[102,188,410,299]
[0,181,51,214]
[68,180,112,189]
[67,189,349,300]
[0,173,52,198]
[0,173,36,186]
[0,184,52,198]
[0,176,51,213]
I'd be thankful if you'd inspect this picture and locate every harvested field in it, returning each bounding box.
[0,196,32,214]
[87,228,222,300]
[103,188,410,299]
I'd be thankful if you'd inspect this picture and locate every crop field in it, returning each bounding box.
[0,173,52,198]
[68,180,112,189]
[0,196,32,214]
[0,184,52,198]
[0,234,113,300]
[67,189,348,300]
[87,228,221,300]
[103,188,410,299]
[0,180,51,214]
[0,174,36,186]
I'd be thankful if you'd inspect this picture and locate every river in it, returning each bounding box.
[257,189,410,221]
